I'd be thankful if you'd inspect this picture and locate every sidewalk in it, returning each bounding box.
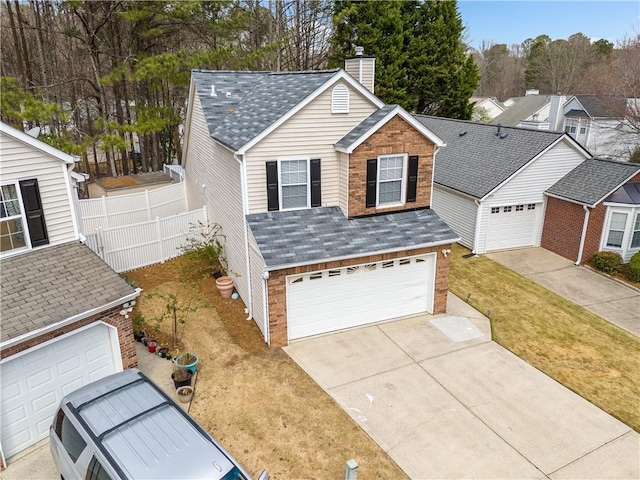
[486,248,640,337]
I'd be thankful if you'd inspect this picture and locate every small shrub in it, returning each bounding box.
[592,251,623,275]
[179,221,226,280]
[627,252,640,282]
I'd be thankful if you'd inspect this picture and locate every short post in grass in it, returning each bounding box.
[344,459,358,480]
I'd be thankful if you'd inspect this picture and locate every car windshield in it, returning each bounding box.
[220,466,249,480]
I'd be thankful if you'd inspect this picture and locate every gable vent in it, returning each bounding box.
[332,84,349,113]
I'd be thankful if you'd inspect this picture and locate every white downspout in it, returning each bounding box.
[263,271,270,346]
[576,205,590,265]
[473,199,483,254]
[234,153,253,320]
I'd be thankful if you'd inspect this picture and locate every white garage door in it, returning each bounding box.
[0,324,119,458]
[287,254,436,341]
[486,203,541,251]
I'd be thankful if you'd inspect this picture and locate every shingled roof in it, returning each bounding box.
[491,95,550,127]
[335,105,397,150]
[192,69,340,151]
[572,95,627,118]
[546,158,640,206]
[1,242,136,343]
[247,207,459,269]
[414,116,570,199]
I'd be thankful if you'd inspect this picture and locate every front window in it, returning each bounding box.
[606,212,627,248]
[280,159,308,210]
[0,183,27,253]
[564,119,578,136]
[377,154,406,206]
[631,213,640,249]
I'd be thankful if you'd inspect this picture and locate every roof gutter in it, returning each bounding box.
[262,237,460,272]
[0,288,142,351]
[234,152,253,321]
[576,205,590,265]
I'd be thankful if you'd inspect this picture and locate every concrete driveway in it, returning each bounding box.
[284,295,639,479]
[486,248,640,337]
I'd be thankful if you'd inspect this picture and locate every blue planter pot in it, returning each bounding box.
[175,354,199,374]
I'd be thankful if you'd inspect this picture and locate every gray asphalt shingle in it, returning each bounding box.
[1,242,136,342]
[247,207,459,269]
[192,69,339,151]
[574,95,627,118]
[414,116,566,199]
[491,95,550,127]
[546,158,640,206]
[335,105,396,150]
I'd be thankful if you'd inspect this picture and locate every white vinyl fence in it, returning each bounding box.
[84,207,207,273]
[79,182,188,232]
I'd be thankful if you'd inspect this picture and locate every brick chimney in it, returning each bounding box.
[344,46,375,94]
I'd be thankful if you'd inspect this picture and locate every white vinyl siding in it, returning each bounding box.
[431,186,477,250]
[248,229,267,342]
[0,134,76,246]
[338,151,349,216]
[477,140,586,253]
[184,92,249,302]
[244,84,378,213]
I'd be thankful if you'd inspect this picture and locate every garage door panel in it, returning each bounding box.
[0,324,118,458]
[486,204,540,251]
[287,255,435,340]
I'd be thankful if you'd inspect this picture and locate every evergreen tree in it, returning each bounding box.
[329,0,478,119]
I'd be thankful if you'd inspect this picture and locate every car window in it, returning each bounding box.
[86,456,113,480]
[55,410,87,463]
[221,466,249,480]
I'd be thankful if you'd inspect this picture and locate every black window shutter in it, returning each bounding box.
[406,155,419,203]
[310,158,321,207]
[265,161,279,211]
[366,158,377,207]
[19,179,49,247]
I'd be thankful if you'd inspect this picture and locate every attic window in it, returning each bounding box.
[332,85,349,113]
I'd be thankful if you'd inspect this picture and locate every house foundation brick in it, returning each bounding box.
[267,244,452,347]
[348,115,434,217]
[0,307,138,370]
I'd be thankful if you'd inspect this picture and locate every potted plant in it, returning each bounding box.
[215,276,234,297]
[132,312,145,342]
[174,353,199,373]
[176,385,194,403]
[171,366,192,390]
[147,340,157,353]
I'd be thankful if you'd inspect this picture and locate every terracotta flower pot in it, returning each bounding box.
[215,276,234,298]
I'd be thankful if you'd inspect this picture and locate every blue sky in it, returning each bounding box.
[458,1,640,48]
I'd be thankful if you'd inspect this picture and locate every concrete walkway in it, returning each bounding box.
[285,294,639,479]
[486,247,640,337]
[1,343,189,480]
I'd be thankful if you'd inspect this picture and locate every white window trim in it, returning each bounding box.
[278,157,310,211]
[601,206,640,257]
[631,212,640,249]
[331,84,349,114]
[0,181,31,256]
[376,153,407,207]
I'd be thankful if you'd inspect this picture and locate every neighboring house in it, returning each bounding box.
[182,55,458,347]
[470,97,504,121]
[0,122,140,460]
[558,95,636,161]
[492,94,551,129]
[543,158,640,264]
[414,117,591,254]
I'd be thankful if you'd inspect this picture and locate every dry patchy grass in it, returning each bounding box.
[125,258,408,480]
[448,244,640,432]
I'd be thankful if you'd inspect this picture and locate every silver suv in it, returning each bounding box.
[49,368,267,480]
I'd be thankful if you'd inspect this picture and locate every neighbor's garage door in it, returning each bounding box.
[0,324,118,458]
[287,254,436,341]
[486,203,541,251]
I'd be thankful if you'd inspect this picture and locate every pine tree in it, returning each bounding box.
[329,0,478,119]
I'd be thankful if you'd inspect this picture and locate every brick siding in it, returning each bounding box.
[542,173,640,264]
[267,245,451,347]
[348,115,434,217]
[1,307,138,370]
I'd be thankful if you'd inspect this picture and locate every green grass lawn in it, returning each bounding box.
[448,244,640,432]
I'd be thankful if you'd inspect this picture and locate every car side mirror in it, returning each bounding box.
[257,471,269,480]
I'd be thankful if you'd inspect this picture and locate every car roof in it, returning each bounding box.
[63,369,239,480]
